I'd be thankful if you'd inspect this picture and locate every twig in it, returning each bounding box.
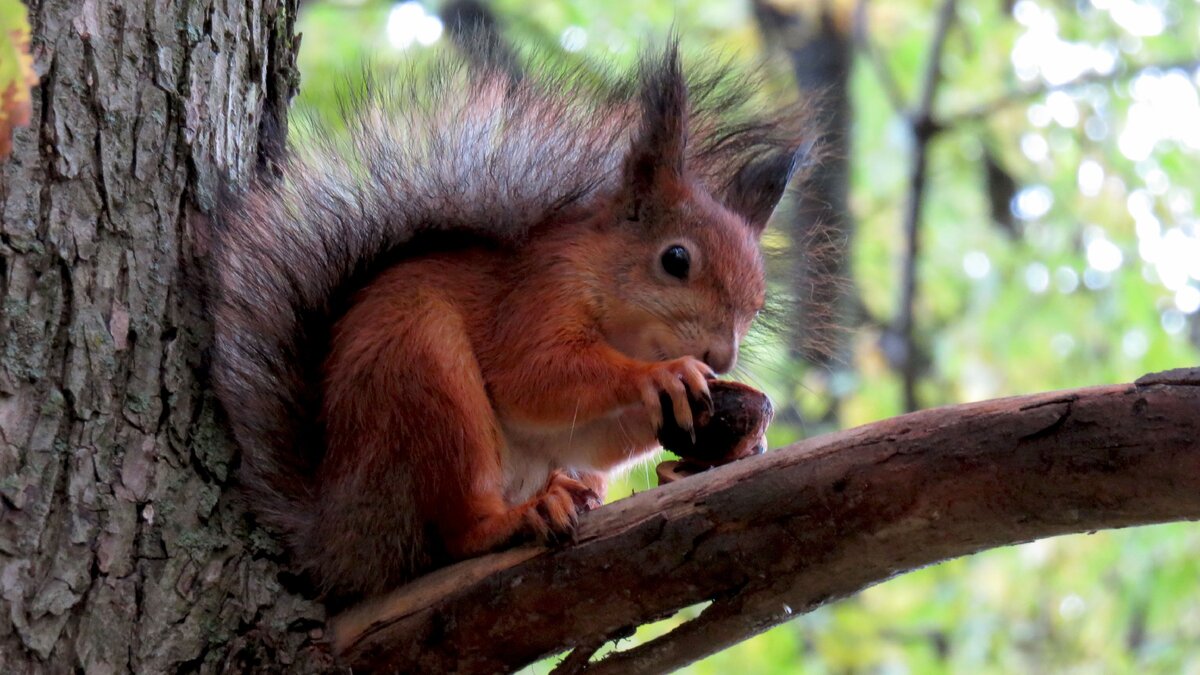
[330,373,1200,673]
[894,0,957,413]
[941,57,1200,126]
[852,0,908,113]
[550,641,604,675]
[573,595,746,675]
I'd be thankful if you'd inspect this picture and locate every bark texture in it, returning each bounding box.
[333,372,1200,674]
[0,2,327,672]
[2,5,1198,674]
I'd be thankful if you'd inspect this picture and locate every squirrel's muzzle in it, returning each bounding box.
[703,340,737,374]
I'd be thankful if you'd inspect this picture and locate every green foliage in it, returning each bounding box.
[0,0,35,159]
[294,0,1200,671]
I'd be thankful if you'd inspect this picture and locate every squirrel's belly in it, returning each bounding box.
[499,409,659,503]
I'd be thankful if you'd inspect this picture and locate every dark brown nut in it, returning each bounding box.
[656,380,772,470]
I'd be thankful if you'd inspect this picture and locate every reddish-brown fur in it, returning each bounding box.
[210,39,807,603]
[316,171,771,597]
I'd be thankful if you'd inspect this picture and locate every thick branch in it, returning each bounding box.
[331,370,1200,673]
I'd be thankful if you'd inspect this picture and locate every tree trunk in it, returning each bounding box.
[753,2,853,430]
[0,2,328,672]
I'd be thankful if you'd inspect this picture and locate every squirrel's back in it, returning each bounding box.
[209,38,806,595]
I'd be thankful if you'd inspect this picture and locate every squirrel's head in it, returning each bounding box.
[586,46,804,375]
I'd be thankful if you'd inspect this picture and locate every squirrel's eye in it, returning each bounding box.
[660,245,690,280]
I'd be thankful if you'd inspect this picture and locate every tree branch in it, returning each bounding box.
[852,0,907,113]
[549,641,605,675]
[940,57,1200,127]
[890,0,957,414]
[752,0,855,384]
[329,369,1200,673]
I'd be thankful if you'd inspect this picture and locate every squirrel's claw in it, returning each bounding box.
[640,380,665,432]
[639,355,716,441]
[527,471,600,546]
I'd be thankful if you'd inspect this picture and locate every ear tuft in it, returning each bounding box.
[621,39,689,220]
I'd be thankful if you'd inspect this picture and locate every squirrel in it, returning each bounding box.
[209,38,807,604]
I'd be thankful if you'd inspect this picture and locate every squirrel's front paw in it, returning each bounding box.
[523,471,601,543]
[637,357,715,439]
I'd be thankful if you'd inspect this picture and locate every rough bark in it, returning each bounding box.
[0,2,328,673]
[3,5,1198,674]
[332,371,1200,674]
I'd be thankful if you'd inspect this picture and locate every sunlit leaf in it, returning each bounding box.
[0,0,36,161]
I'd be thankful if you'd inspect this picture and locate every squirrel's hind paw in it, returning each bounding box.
[523,471,600,543]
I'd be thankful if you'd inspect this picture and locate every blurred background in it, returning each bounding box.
[294,0,1200,672]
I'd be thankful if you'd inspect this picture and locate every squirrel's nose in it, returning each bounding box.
[702,342,737,375]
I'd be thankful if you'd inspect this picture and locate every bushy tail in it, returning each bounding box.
[208,37,808,561]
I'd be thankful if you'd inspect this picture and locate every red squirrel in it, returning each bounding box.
[210,39,806,603]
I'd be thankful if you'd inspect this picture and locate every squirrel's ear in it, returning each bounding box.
[621,42,688,222]
[722,145,806,233]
